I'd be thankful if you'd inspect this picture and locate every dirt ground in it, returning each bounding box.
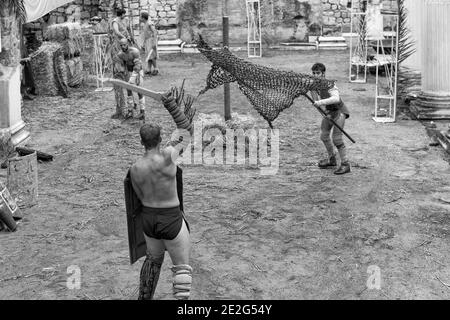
[1,50,449,300]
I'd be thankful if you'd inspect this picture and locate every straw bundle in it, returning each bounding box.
[30,42,68,96]
[65,57,84,87]
[44,22,83,59]
[60,38,82,58]
[44,22,81,42]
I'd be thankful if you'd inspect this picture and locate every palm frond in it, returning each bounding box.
[396,0,419,99]
[397,0,415,64]
[0,0,27,24]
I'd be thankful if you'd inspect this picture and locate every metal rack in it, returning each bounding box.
[349,0,369,83]
[373,10,399,123]
[246,0,262,58]
[93,33,113,92]
[348,1,399,122]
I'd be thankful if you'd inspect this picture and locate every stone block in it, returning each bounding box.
[167,17,177,25]
[80,11,90,19]
[158,11,167,18]
[57,16,66,23]
[323,16,336,25]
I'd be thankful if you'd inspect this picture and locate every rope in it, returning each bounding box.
[196,36,336,128]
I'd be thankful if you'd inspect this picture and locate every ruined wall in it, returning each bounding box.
[22,0,399,47]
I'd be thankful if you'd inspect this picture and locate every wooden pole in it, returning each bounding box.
[223,0,231,121]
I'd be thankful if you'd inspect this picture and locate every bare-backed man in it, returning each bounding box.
[130,124,192,300]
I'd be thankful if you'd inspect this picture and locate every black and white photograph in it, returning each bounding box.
[0,0,449,304]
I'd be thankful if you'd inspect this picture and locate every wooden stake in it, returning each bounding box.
[223,0,231,121]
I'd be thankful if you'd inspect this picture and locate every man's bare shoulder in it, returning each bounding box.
[117,51,126,60]
[162,146,175,162]
[130,158,148,179]
[129,47,141,57]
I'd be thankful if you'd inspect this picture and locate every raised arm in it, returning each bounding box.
[112,20,126,40]
[161,83,196,163]
[314,85,340,106]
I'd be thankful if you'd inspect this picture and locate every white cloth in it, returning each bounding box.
[316,85,340,106]
[24,0,74,23]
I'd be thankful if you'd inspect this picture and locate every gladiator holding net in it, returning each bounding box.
[196,36,336,128]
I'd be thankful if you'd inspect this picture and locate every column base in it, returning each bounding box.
[410,93,450,120]
[436,130,450,155]
[0,121,30,148]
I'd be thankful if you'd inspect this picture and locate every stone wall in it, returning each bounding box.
[25,0,100,42]
[322,0,351,29]
[22,0,400,46]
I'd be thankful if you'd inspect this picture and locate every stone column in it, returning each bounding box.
[403,0,423,73]
[0,66,29,146]
[412,0,450,119]
[0,7,30,148]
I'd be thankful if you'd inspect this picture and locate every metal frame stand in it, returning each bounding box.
[349,0,369,83]
[246,0,262,58]
[373,10,399,123]
[93,33,113,92]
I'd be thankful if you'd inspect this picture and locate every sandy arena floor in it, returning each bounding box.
[1,50,449,300]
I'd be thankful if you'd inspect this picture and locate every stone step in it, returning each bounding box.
[157,38,185,54]
[437,131,450,154]
[158,39,184,46]
[318,36,346,43]
[280,42,317,48]
[318,42,348,49]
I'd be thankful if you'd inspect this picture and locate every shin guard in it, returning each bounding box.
[171,264,193,300]
[138,254,164,300]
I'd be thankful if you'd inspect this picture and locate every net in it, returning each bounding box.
[196,36,336,128]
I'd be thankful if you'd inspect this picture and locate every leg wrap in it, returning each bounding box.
[139,97,145,111]
[171,264,193,300]
[321,136,335,158]
[138,254,164,300]
[335,143,348,164]
[321,117,335,157]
